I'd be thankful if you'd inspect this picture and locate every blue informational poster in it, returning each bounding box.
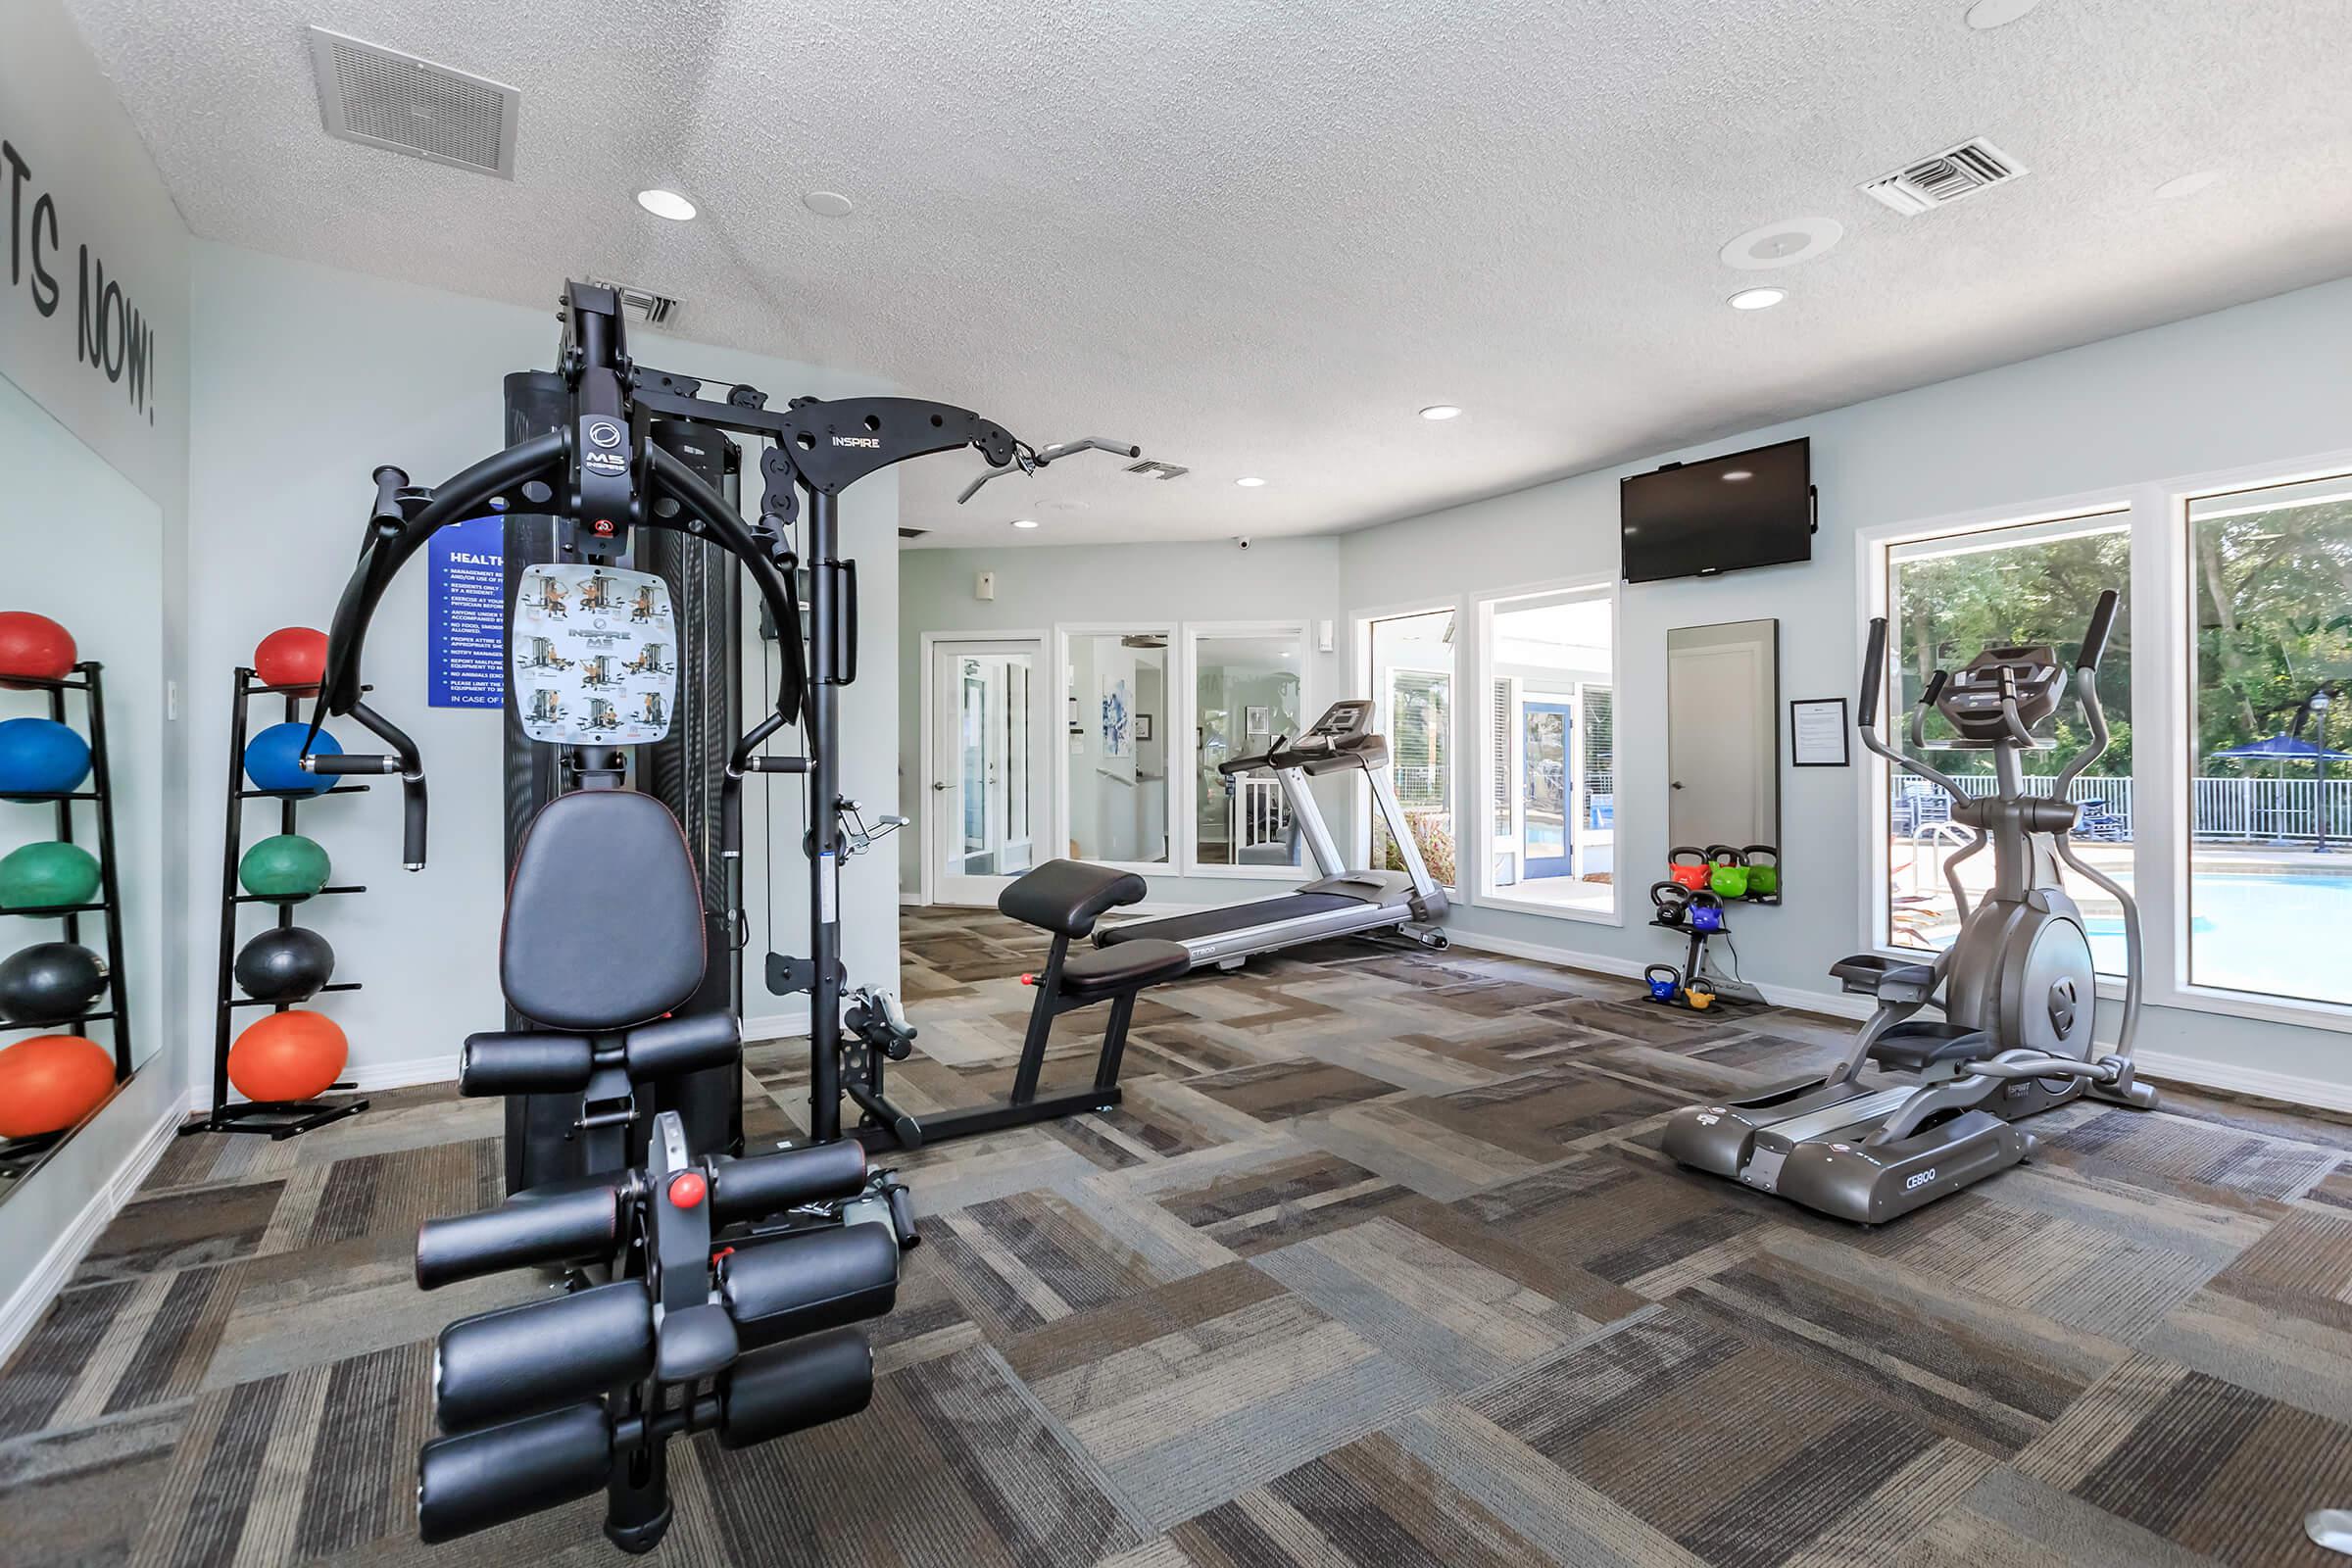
[427,514,508,708]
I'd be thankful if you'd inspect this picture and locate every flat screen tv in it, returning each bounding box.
[1620,437,1814,583]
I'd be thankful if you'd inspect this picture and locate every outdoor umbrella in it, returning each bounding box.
[2206,734,2352,850]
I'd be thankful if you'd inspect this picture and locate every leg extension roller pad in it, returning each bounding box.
[415,1182,620,1290]
[434,1281,653,1433]
[716,1223,901,1348]
[718,1328,874,1449]
[417,1401,612,1544]
[707,1140,869,1221]
[459,1031,594,1095]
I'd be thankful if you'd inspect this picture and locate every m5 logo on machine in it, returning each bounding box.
[1904,1167,1938,1191]
[582,418,628,476]
[831,434,881,449]
[587,419,622,448]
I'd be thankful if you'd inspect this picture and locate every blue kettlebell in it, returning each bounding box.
[1644,964,1681,1003]
[1689,891,1727,933]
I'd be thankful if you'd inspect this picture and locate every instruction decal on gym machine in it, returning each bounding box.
[512,563,676,744]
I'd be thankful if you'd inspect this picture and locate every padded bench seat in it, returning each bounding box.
[1868,1022,1990,1073]
[1058,939,1191,999]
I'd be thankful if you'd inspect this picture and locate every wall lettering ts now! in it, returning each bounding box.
[3,134,162,425]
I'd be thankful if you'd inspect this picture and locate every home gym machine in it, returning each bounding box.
[1096,698,1450,970]
[1662,590,2158,1224]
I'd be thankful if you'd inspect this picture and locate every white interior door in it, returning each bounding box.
[929,639,1049,905]
[1668,641,1769,847]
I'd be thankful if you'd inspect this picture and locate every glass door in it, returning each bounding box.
[929,639,1048,906]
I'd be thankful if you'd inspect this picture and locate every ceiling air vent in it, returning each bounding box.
[1124,460,1190,481]
[584,277,681,327]
[897,527,929,539]
[308,26,520,179]
[1859,137,2025,216]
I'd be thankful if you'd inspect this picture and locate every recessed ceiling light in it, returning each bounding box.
[1722,469,1755,481]
[635,189,697,220]
[1719,217,1842,271]
[1728,287,1787,311]
[803,190,854,218]
[1419,405,1463,421]
[1236,476,1267,488]
[1010,518,1039,529]
[2153,170,2224,200]
[1965,0,2043,28]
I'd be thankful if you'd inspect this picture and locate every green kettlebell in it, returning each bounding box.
[1708,846,1749,900]
[1742,845,1779,899]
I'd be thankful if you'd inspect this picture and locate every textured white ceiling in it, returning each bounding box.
[65,0,2352,548]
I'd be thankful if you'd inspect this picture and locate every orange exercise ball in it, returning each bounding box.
[253,627,330,695]
[227,1008,348,1102]
[0,1034,115,1137]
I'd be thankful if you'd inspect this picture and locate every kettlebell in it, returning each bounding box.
[1668,846,1711,890]
[1742,845,1779,899]
[1644,964,1682,1003]
[1708,846,1749,900]
[1649,881,1691,927]
[1685,979,1717,1010]
[1689,891,1727,933]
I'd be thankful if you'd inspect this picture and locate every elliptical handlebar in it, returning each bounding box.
[2078,588,2120,672]
[1856,616,1972,800]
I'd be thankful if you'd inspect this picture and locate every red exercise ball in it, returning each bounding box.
[0,612,77,691]
[228,1008,348,1102]
[254,627,330,695]
[0,1034,115,1137]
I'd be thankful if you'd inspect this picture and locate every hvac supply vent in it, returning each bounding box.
[1859,137,2025,216]
[1124,460,1190,481]
[584,277,681,327]
[897,527,929,539]
[308,26,520,179]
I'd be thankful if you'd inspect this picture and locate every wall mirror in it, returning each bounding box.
[1666,617,1782,901]
[0,370,167,1201]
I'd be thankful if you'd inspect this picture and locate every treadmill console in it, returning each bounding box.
[1275,700,1388,775]
[1302,700,1374,741]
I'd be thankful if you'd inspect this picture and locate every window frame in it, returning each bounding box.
[1351,596,1468,891]
[1469,575,1623,926]
[1179,618,1314,882]
[1854,447,2352,1037]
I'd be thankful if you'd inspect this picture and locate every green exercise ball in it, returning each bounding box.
[238,834,331,903]
[0,841,102,912]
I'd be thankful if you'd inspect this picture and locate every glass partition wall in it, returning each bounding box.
[1062,629,1172,867]
[1476,587,1616,917]
[1189,628,1305,874]
[1366,608,1458,889]
[0,370,167,1201]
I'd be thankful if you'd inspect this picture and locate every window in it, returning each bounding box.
[1188,626,1307,874]
[2186,472,2352,1006]
[1476,587,1615,916]
[1882,514,2132,972]
[1367,609,1457,888]
[1063,629,1171,865]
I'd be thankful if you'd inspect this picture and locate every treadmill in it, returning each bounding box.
[1097,699,1450,970]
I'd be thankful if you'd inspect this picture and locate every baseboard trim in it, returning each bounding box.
[744,1008,811,1043]
[2134,1050,2352,1115]
[191,1052,459,1110]
[1441,928,1870,1020]
[0,1087,189,1369]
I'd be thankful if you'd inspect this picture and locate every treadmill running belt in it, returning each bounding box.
[1098,892,1369,947]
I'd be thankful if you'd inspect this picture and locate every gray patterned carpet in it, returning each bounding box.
[5,907,2352,1567]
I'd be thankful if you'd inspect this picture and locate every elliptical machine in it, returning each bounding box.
[1662,589,2158,1224]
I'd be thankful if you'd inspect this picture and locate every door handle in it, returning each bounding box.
[1671,781,1684,790]
[931,781,950,792]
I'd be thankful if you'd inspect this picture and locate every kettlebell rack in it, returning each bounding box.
[1,661,133,1172]
[1644,914,1764,1012]
[179,667,370,1140]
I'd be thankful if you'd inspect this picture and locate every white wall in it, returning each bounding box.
[1339,274,2352,1102]
[0,0,193,1346]
[186,245,900,1084]
[898,536,1343,906]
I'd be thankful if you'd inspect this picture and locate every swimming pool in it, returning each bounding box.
[2081,873,2352,1003]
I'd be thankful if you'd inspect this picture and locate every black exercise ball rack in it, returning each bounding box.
[1,660,134,1177]
[178,665,370,1140]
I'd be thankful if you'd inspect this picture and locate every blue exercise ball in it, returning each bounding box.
[244,722,339,795]
[0,717,92,799]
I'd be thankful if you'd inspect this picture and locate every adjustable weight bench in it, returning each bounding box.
[839,858,1191,1151]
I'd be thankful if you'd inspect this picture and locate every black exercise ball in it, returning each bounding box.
[234,927,336,1004]
[0,942,108,1025]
